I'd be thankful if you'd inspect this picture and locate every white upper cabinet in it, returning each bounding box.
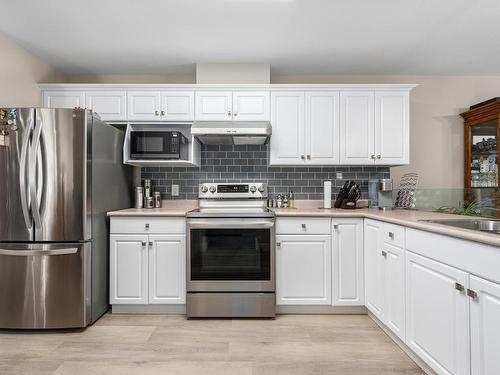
[195,91,233,121]
[375,91,410,164]
[128,91,162,121]
[270,91,339,165]
[270,92,305,165]
[305,92,340,164]
[405,251,469,375]
[232,91,270,121]
[160,91,194,121]
[331,219,364,306]
[339,91,375,164]
[276,234,332,305]
[85,91,127,121]
[470,275,500,375]
[43,91,85,109]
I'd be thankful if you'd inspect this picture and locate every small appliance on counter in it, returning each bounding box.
[377,178,394,210]
[334,180,361,209]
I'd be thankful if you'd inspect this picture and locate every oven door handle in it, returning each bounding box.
[187,220,275,229]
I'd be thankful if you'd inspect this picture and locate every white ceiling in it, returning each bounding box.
[1,0,499,76]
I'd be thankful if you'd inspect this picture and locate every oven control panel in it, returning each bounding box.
[198,183,267,199]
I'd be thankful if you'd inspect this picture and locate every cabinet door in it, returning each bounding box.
[269,92,305,165]
[195,91,232,121]
[406,251,469,375]
[305,92,340,165]
[110,234,148,304]
[470,275,500,375]
[364,219,384,320]
[276,234,331,305]
[127,91,161,121]
[332,219,364,305]
[85,91,127,121]
[148,235,186,304]
[375,91,409,165]
[160,91,194,121]
[339,91,375,164]
[43,91,85,109]
[383,243,406,341]
[232,91,270,121]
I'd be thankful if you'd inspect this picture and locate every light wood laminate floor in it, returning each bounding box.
[0,314,424,375]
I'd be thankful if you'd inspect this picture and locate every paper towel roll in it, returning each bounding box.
[323,181,332,209]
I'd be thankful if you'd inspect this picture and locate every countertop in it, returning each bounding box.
[107,200,500,247]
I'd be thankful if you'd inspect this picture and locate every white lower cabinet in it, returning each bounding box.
[470,275,500,375]
[405,251,469,375]
[109,218,186,306]
[364,219,385,319]
[331,219,364,306]
[276,234,331,305]
[383,243,405,340]
[148,235,186,304]
[110,234,149,304]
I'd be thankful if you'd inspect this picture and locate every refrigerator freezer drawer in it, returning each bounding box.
[0,242,91,329]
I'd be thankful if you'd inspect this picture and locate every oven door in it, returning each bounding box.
[130,131,177,159]
[187,218,275,292]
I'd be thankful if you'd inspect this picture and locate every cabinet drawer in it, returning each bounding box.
[110,217,185,234]
[276,218,331,235]
[382,222,405,248]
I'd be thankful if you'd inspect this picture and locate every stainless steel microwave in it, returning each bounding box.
[130,131,188,159]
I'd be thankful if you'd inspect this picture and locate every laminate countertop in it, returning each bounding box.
[107,200,500,247]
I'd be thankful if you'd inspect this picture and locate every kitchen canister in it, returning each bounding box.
[323,181,332,209]
[134,187,144,209]
[153,192,162,208]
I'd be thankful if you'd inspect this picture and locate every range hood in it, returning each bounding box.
[191,121,272,145]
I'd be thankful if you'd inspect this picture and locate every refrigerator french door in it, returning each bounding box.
[0,108,131,329]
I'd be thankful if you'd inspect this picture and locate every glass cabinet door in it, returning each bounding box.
[469,120,498,189]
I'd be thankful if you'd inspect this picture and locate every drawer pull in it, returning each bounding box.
[276,242,281,247]
[381,250,387,257]
[333,224,338,230]
[301,224,306,229]
[145,223,150,229]
[148,241,153,247]
[467,289,478,300]
[141,241,147,247]
[388,232,394,239]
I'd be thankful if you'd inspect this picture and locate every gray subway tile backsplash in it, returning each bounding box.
[141,145,390,200]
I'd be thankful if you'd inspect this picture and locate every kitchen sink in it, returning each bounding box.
[420,219,500,234]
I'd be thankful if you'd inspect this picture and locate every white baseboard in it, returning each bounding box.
[277,305,367,314]
[112,304,186,314]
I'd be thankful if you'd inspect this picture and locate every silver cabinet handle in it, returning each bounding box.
[161,110,165,116]
[141,241,147,247]
[148,241,153,247]
[377,155,381,159]
[0,248,77,256]
[467,289,478,300]
[227,111,232,117]
[276,242,281,247]
[306,155,311,160]
[381,250,387,257]
[333,224,338,230]
[371,155,375,159]
[301,155,305,160]
[301,224,306,229]
[388,232,394,239]
[145,223,150,229]
[455,283,465,292]
[155,110,159,116]
[234,112,238,116]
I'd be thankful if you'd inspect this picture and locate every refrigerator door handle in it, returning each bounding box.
[19,115,33,229]
[29,116,43,230]
[0,247,78,256]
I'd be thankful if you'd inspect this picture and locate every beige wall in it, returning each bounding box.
[273,75,500,189]
[65,74,195,84]
[196,63,270,84]
[0,32,66,107]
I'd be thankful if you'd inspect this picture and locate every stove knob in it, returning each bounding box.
[258,185,265,193]
[250,185,257,193]
[200,185,208,193]
[209,186,216,193]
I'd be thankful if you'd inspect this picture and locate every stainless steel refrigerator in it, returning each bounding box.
[0,108,132,329]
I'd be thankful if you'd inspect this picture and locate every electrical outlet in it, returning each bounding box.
[171,184,180,197]
[336,172,343,179]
